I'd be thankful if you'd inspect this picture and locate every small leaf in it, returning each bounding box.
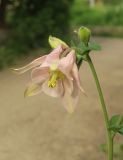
[109,125,123,131]
[78,41,87,49]
[109,115,123,136]
[88,42,101,51]
[72,42,90,56]
[109,115,120,126]
[78,42,89,52]
[118,128,123,135]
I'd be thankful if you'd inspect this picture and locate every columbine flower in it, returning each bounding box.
[13,44,85,113]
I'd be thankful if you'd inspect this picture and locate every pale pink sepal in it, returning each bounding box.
[72,63,85,95]
[41,45,64,68]
[58,50,75,79]
[31,66,49,82]
[12,55,46,74]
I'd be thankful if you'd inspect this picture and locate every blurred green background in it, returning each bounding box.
[0,0,123,69]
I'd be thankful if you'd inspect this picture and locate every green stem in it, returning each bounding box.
[87,55,113,160]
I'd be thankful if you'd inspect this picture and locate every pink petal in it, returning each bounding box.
[42,79,64,98]
[71,80,80,104]
[43,45,64,67]
[63,77,73,95]
[61,91,78,114]
[58,50,76,79]
[31,66,49,83]
[12,55,46,74]
[72,63,85,94]
[61,78,79,113]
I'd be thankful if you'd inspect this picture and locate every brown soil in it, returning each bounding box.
[0,37,123,160]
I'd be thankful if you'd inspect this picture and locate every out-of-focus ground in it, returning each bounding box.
[0,37,123,160]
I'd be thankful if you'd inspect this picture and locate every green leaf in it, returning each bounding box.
[71,40,101,56]
[118,128,123,135]
[109,115,120,126]
[78,42,90,54]
[109,124,123,131]
[78,41,87,50]
[109,115,123,136]
[72,41,89,55]
[77,41,101,54]
[88,42,101,51]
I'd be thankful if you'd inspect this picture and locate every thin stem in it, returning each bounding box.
[87,55,113,160]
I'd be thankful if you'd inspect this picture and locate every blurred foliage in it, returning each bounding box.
[8,0,73,48]
[0,0,73,69]
[1,0,123,69]
[103,0,123,5]
[71,0,123,28]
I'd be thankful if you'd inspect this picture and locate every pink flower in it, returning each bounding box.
[13,45,85,113]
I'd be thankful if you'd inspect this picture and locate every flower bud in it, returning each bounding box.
[78,26,91,45]
[49,36,68,49]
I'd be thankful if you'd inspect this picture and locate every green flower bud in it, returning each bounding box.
[78,26,91,45]
[49,35,68,49]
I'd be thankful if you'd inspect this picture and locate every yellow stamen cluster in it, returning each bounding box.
[48,70,64,88]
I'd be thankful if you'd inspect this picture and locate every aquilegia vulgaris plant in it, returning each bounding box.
[13,26,123,160]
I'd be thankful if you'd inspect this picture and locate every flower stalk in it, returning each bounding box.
[86,55,113,160]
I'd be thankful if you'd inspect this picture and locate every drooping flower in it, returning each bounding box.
[13,43,85,113]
